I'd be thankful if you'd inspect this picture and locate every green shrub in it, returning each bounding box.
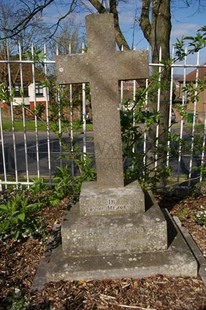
[0,191,45,240]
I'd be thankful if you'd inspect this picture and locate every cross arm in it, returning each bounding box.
[56,54,91,84]
[115,50,149,81]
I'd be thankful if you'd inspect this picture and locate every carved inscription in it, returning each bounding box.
[87,198,128,214]
[98,160,122,172]
[107,199,126,211]
[95,141,120,157]
[75,226,146,244]
[88,206,105,213]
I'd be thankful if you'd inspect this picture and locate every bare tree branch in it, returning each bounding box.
[0,0,80,41]
[1,0,55,39]
[88,0,107,13]
[139,0,151,44]
[48,0,78,39]
[88,0,130,50]
[109,0,130,50]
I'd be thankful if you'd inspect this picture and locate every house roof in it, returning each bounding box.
[179,64,206,82]
[0,55,45,85]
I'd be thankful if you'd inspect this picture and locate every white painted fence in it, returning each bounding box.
[0,44,206,189]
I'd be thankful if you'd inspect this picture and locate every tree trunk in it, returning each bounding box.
[88,0,130,50]
[109,0,130,50]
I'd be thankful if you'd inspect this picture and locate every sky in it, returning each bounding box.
[43,0,206,46]
[117,0,206,50]
[42,0,206,63]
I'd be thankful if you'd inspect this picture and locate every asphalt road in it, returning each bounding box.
[0,131,94,179]
[0,125,203,181]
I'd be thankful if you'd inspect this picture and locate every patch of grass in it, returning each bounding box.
[2,120,47,132]
[2,120,93,132]
[186,123,204,132]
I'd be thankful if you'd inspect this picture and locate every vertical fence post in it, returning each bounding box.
[143,78,149,171]
[31,44,40,178]
[0,103,7,188]
[177,49,187,184]
[43,44,52,183]
[19,42,30,187]
[188,51,200,186]
[7,43,19,187]
[55,45,63,169]
[82,43,87,159]
[82,83,87,158]
[166,48,175,169]
[154,47,162,172]
[69,83,74,176]
[132,80,137,154]
[200,113,206,182]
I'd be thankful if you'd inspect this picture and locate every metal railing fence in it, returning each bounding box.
[0,43,206,189]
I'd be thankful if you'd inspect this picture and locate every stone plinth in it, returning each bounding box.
[45,241,197,283]
[61,200,167,256]
[79,180,145,216]
[61,181,167,256]
[32,191,198,290]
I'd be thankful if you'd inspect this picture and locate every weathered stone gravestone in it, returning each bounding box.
[56,13,166,255]
[56,13,148,189]
[33,14,197,286]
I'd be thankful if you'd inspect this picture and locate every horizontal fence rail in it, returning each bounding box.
[0,43,206,190]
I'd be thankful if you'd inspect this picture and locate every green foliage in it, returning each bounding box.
[29,177,47,195]
[30,103,45,119]
[53,151,96,203]
[193,181,206,196]
[182,78,206,103]
[0,191,45,240]
[53,165,75,201]
[24,48,46,64]
[120,87,166,189]
[10,296,30,310]
[176,207,189,220]
[184,31,206,52]
[7,288,30,310]
[28,178,56,206]
[175,104,188,121]
[195,205,206,226]
[174,27,206,60]
[174,38,187,61]
[0,83,11,105]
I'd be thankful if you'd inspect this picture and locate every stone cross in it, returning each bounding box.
[56,13,148,188]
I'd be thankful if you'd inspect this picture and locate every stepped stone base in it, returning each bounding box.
[61,181,167,256]
[32,186,198,290]
[61,202,167,256]
[32,207,197,290]
[47,233,197,282]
